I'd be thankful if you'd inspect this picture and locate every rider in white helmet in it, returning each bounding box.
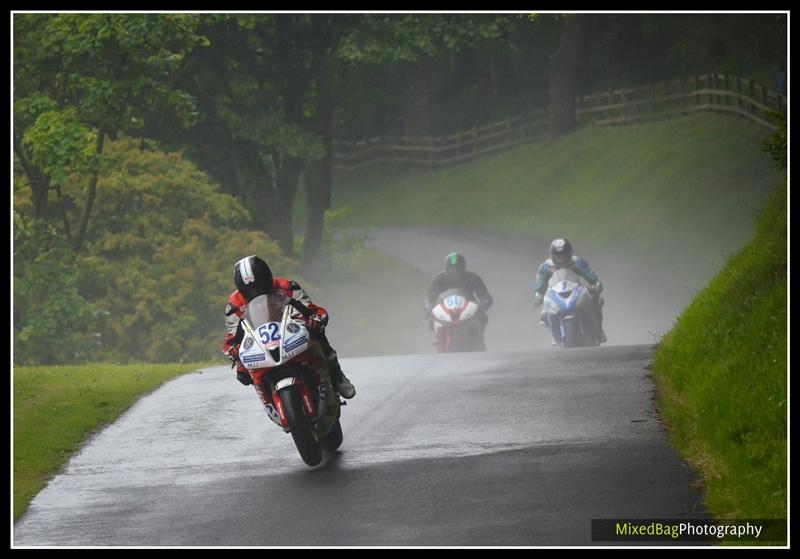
[533,239,607,345]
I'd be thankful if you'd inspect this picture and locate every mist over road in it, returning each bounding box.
[14,228,717,547]
[364,227,717,352]
[14,346,705,546]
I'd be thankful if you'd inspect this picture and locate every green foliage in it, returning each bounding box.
[13,218,96,365]
[762,111,787,171]
[14,138,301,365]
[652,182,786,520]
[337,14,509,63]
[15,13,205,132]
[640,14,786,83]
[13,13,207,226]
[13,95,59,132]
[22,108,99,184]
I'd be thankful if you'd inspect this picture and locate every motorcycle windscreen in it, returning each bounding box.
[243,293,285,326]
[548,267,583,287]
[239,292,288,369]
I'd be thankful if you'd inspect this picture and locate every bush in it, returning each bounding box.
[14,137,301,364]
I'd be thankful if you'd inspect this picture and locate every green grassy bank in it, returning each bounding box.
[13,362,214,520]
[651,182,787,524]
[329,114,780,263]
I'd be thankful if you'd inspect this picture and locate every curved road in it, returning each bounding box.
[15,228,712,546]
[14,346,705,546]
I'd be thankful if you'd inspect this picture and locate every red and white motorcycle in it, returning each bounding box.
[237,292,343,466]
[430,288,486,352]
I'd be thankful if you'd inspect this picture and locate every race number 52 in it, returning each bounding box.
[258,322,281,344]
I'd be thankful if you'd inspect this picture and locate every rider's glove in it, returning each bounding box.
[236,370,253,386]
[307,310,329,333]
[533,293,544,307]
[227,345,240,368]
[588,283,602,296]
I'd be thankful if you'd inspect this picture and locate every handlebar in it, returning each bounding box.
[288,298,312,319]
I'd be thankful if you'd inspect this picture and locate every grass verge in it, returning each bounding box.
[13,361,216,521]
[650,182,786,527]
[329,114,780,265]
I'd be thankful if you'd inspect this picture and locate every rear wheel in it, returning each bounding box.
[281,386,322,466]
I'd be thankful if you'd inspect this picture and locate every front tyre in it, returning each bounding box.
[563,317,580,348]
[324,417,343,452]
[282,386,322,466]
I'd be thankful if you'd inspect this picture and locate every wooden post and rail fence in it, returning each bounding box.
[332,73,787,173]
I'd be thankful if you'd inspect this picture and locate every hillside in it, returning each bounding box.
[326,114,780,280]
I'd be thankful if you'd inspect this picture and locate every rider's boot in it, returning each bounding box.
[326,351,356,399]
[594,297,607,343]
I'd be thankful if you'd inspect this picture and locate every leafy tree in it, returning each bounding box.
[295,14,511,271]
[14,13,206,251]
[762,110,787,171]
[14,138,301,364]
[148,14,328,258]
[13,216,96,365]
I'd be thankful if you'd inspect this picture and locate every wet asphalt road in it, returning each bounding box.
[14,345,706,546]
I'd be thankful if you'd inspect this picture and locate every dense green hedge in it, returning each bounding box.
[651,182,786,521]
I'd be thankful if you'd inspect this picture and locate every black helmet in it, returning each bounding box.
[549,239,573,268]
[444,252,466,275]
[234,255,273,302]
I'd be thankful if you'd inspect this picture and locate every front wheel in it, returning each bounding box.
[562,318,580,348]
[281,386,322,466]
[324,417,343,452]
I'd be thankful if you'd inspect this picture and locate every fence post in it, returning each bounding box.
[712,73,719,112]
[681,77,687,116]
[734,75,741,118]
[723,74,729,110]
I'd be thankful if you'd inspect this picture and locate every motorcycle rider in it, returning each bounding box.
[425,252,493,338]
[533,239,607,345]
[222,256,356,413]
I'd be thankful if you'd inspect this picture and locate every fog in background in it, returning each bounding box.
[321,223,758,358]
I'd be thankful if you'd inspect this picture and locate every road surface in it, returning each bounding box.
[14,345,706,546]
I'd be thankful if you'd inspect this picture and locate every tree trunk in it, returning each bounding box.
[549,15,587,139]
[487,53,499,103]
[30,175,51,220]
[303,30,335,270]
[270,154,302,257]
[73,126,107,251]
[402,58,433,137]
[14,138,50,220]
[303,139,332,271]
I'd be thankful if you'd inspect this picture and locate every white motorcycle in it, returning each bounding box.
[237,292,343,466]
[430,288,486,352]
[540,268,600,348]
